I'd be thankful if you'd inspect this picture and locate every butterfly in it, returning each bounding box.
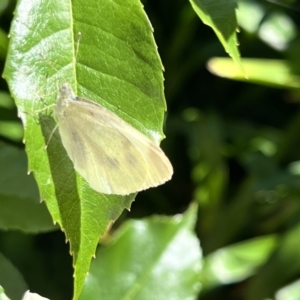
[53,83,173,195]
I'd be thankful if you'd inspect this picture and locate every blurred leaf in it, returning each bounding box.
[0,252,27,300]
[246,222,300,300]
[3,0,167,298]
[79,203,202,300]
[238,1,296,51]
[0,142,56,232]
[0,121,23,142]
[184,112,227,205]
[201,235,278,291]
[203,164,300,252]
[201,178,256,252]
[237,0,265,34]
[189,0,243,71]
[275,279,300,300]
[258,11,296,51]
[0,92,14,110]
[0,91,22,142]
[207,58,300,88]
[0,0,9,16]
[0,28,8,59]
[0,286,11,300]
[182,111,228,233]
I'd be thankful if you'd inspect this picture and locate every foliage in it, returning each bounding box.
[1,0,300,299]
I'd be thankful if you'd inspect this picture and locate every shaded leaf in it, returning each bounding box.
[0,142,55,232]
[246,222,300,300]
[189,0,243,70]
[201,235,278,291]
[0,253,27,300]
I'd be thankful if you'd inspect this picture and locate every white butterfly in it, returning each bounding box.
[53,83,173,195]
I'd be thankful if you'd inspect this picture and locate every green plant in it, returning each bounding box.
[1,0,300,299]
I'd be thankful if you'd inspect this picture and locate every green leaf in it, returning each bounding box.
[0,121,23,142]
[0,286,11,300]
[207,58,300,88]
[0,92,23,142]
[0,142,56,232]
[79,204,202,300]
[246,222,300,300]
[3,0,167,298]
[189,0,243,71]
[0,252,28,300]
[237,0,265,34]
[258,11,296,51]
[275,279,300,300]
[237,0,297,51]
[201,235,278,291]
[0,27,8,59]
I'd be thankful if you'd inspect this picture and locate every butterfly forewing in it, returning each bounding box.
[54,84,173,195]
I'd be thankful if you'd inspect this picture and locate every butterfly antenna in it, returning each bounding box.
[39,53,60,74]
[75,32,82,63]
[45,123,60,149]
